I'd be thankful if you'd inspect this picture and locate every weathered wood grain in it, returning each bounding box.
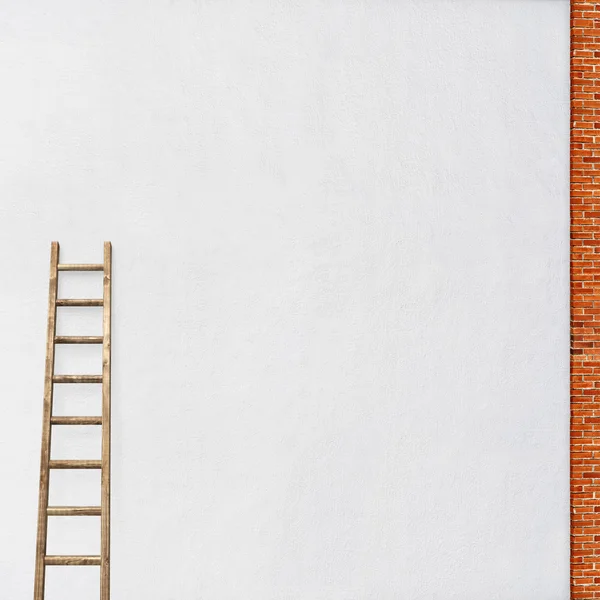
[52,375,102,383]
[49,460,102,469]
[101,241,112,600]
[50,416,102,425]
[33,242,59,600]
[57,264,103,271]
[56,299,103,307]
[47,506,101,516]
[55,336,103,344]
[45,556,101,566]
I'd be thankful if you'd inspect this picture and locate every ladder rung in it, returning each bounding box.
[49,460,102,469]
[53,375,102,383]
[47,506,102,516]
[57,264,103,272]
[51,416,102,425]
[55,336,103,344]
[45,555,101,566]
[56,299,103,307]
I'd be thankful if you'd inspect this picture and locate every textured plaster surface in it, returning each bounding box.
[0,1,569,598]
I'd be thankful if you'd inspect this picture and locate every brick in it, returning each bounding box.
[572,4,600,597]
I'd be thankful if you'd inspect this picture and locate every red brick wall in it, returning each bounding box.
[572,1,600,598]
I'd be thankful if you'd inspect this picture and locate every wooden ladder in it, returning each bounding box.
[33,241,112,600]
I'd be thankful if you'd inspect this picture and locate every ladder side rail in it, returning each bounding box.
[33,241,59,600]
[100,242,112,600]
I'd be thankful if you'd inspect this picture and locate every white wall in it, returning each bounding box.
[0,1,569,598]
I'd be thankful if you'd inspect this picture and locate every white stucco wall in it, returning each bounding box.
[0,1,569,598]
